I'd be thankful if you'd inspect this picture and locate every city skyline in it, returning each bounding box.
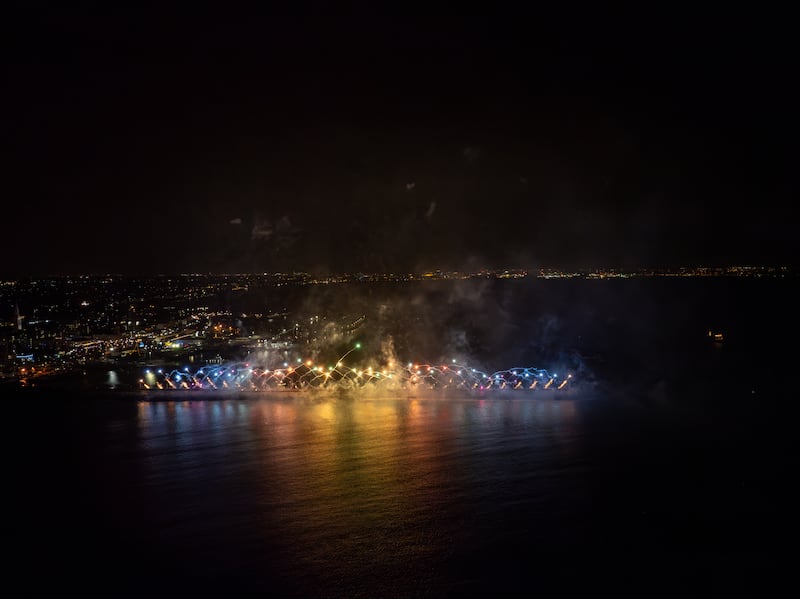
[1,263,795,282]
[6,262,791,388]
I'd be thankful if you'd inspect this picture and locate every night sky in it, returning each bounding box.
[4,12,797,275]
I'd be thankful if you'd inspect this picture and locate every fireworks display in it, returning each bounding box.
[138,345,574,394]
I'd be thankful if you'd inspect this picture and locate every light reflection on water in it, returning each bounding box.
[132,395,586,594]
[7,384,787,595]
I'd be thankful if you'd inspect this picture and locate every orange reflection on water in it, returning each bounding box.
[245,394,459,576]
[134,392,584,590]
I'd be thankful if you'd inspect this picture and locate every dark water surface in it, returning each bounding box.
[4,279,798,596]
[6,391,795,596]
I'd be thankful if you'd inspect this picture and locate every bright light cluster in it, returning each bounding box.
[139,347,573,393]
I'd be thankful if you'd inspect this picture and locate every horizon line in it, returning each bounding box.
[1,264,795,279]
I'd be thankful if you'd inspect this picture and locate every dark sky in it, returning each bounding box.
[3,11,797,275]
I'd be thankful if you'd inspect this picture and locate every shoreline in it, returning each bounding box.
[1,384,584,402]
